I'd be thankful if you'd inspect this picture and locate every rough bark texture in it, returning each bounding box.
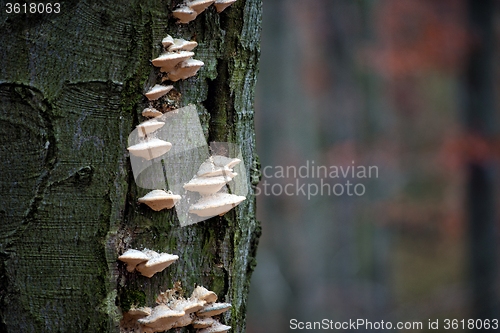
[0,1,261,332]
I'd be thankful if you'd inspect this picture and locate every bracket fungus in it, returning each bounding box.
[118,249,151,273]
[122,284,231,333]
[188,0,215,14]
[196,156,240,177]
[145,84,173,101]
[183,175,231,196]
[142,107,163,118]
[173,0,237,23]
[172,6,197,24]
[190,286,218,303]
[213,0,237,13]
[192,317,216,329]
[196,302,232,317]
[212,155,241,169]
[118,249,178,278]
[166,59,205,81]
[189,192,246,217]
[137,304,186,331]
[162,35,174,48]
[136,119,165,137]
[127,138,172,160]
[136,253,180,278]
[138,190,181,211]
[167,39,198,52]
[152,51,194,70]
[198,321,232,333]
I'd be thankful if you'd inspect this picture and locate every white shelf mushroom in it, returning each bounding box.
[137,304,186,332]
[196,302,232,317]
[183,176,229,196]
[145,84,173,100]
[171,313,194,329]
[213,0,237,13]
[166,59,205,81]
[198,320,232,333]
[136,119,165,137]
[171,298,206,314]
[126,307,152,319]
[172,6,197,24]
[152,51,194,68]
[142,107,163,118]
[127,138,172,160]
[188,0,215,14]
[190,286,218,303]
[161,35,174,48]
[121,284,232,333]
[192,317,216,329]
[138,190,182,211]
[136,253,180,278]
[118,249,151,272]
[197,159,238,178]
[212,155,241,169]
[189,193,246,217]
[167,38,198,52]
[118,249,179,278]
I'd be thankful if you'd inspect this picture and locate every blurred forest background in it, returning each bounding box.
[247,0,500,332]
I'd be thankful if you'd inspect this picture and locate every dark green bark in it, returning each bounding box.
[0,1,261,332]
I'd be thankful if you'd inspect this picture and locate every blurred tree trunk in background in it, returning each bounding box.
[465,0,499,320]
[0,1,261,332]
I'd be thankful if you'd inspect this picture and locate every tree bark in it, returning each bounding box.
[0,1,261,332]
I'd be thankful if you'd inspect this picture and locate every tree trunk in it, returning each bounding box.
[0,1,261,332]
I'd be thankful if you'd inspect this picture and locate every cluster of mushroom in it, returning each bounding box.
[185,155,246,217]
[173,0,237,24]
[127,118,171,160]
[127,99,182,211]
[122,286,231,333]
[118,249,179,278]
[153,35,204,82]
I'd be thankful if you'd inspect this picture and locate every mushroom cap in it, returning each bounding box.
[171,299,206,314]
[183,175,228,195]
[166,59,204,81]
[138,304,185,330]
[172,6,198,24]
[189,193,246,217]
[118,249,151,272]
[167,39,198,52]
[213,0,237,13]
[198,321,232,333]
[126,306,152,318]
[196,302,232,317]
[142,107,163,118]
[191,286,218,303]
[152,51,195,69]
[136,119,165,137]
[144,84,173,101]
[197,162,232,178]
[136,253,179,278]
[127,139,172,160]
[162,35,174,48]
[138,190,182,211]
[188,0,215,14]
[212,155,241,169]
[192,317,216,329]
[171,313,194,328]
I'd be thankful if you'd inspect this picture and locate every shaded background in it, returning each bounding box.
[247,0,500,332]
